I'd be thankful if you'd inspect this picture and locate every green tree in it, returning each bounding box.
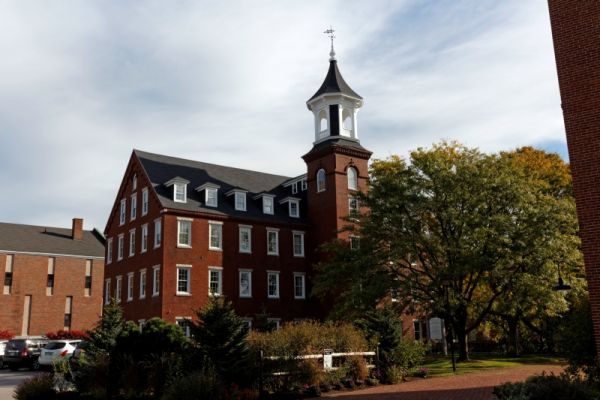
[314,142,581,361]
[190,297,250,385]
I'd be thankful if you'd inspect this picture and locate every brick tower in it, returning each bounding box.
[548,0,600,358]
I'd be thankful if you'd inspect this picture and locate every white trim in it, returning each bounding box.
[119,199,126,225]
[127,272,134,302]
[177,218,192,248]
[106,238,113,264]
[141,224,148,253]
[176,264,192,295]
[267,271,280,299]
[294,272,306,299]
[209,222,223,251]
[139,268,147,299]
[266,228,279,256]
[117,234,124,261]
[141,187,149,216]
[173,183,188,203]
[292,231,305,257]
[128,229,136,257]
[239,225,252,254]
[239,269,252,298]
[152,265,161,297]
[130,193,137,221]
[208,267,223,296]
[154,218,162,249]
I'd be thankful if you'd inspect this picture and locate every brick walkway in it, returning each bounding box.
[319,364,564,400]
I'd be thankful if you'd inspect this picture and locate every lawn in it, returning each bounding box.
[421,354,565,377]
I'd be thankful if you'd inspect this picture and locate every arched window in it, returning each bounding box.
[319,110,328,134]
[347,167,358,190]
[316,169,326,192]
[342,108,353,136]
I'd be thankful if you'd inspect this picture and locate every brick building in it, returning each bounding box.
[103,52,376,330]
[0,219,105,335]
[548,1,600,357]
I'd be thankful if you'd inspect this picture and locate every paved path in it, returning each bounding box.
[320,364,564,400]
[0,369,40,400]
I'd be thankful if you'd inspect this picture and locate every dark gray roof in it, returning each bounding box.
[307,60,362,103]
[135,150,309,224]
[0,222,105,258]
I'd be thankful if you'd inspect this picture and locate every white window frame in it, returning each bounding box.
[104,279,111,305]
[129,229,136,257]
[206,187,218,207]
[142,187,149,216]
[289,200,300,218]
[239,225,252,253]
[316,169,326,192]
[349,195,359,216]
[154,218,162,248]
[106,238,113,265]
[174,183,187,203]
[119,199,126,225]
[262,196,274,215]
[117,234,124,261]
[235,192,247,211]
[130,194,137,221]
[177,218,193,248]
[152,265,160,297]
[347,167,358,191]
[209,221,223,251]
[267,228,279,256]
[239,269,252,298]
[176,317,192,338]
[127,272,134,302]
[115,275,122,303]
[292,182,298,194]
[132,174,137,190]
[267,271,280,299]
[141,224,148,253]
[301,179,307,191]
[293,231,305,257]
[268,318,282,330]
[176,265,192,295]
[294,272,306,299]
[139,269,147,299]
[208,267,223,296]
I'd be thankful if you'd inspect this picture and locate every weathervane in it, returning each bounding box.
[324,26,336,61]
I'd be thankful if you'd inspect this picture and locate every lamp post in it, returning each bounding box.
[443,282,456,373]
[553,264,571,291]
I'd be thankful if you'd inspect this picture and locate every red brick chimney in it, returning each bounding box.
[72,218,83,240]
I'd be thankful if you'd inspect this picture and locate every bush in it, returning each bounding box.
[13,373,55,400]
[493,373,600,400]
[346,356,368,381]
[161,368,225,400]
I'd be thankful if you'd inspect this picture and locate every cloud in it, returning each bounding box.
[0,0,566,230]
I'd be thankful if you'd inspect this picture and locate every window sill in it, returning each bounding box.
[177,244,192,249]
[152,293,160,297]
[240,295,252,299]
[176,292,192,297]
[209,247,223,252]
[267,253,279,256]
[239,250,252,254]
[293,254,305,258]
[139,296,146,300]
[267,296,280,300]
[294,297,306,300]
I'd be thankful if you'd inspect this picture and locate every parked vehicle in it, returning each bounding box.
[38,339,81,368]
[4,337,48,370]
[0,340,8,369]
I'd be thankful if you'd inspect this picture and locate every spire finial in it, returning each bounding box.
[324,26,336,61]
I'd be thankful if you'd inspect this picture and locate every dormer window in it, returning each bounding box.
[165,177,190,203]
[226,189,247,211]
[195,183,221,207]
[279,197,301,218]
[317,169,326,192]
[301,179,307,191]
[292,182,298,194]
[253,193,275,215]
[132,174,137,191]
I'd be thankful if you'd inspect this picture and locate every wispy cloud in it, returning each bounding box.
[0,1,565,230]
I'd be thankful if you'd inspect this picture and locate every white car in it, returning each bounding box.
[0,340,7,369]
[38,340,81,367]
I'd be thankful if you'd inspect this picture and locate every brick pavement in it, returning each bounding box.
[319,364,564,400]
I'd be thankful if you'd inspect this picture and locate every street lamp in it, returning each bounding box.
[442,281,457,373]
[553,264,571,291]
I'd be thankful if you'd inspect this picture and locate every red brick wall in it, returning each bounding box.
[0,252,104,335]
[548,0,600,358]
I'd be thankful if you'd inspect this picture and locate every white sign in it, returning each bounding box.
[323,349,333,369]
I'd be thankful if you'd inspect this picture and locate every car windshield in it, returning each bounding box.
[44,342,67,350]
[7,340,26,350]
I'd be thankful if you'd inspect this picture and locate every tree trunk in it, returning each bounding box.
[507,318,520,356]
[454,312,469,361]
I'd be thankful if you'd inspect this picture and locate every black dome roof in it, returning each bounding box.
[307,60,362,103]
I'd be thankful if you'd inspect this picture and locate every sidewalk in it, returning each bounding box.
[319,364,564,400]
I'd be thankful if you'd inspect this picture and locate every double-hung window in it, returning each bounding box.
[141,224,148,253]
[127,273,134,301]
[239,225,252,253]
[267,271,280,299]
[104,279,111,305]
[177,218,192,247]
[139,269,147,299]
[174,183,187,203]
[235,192,246,211]
[154,218,162,248]
[239,269,252,298]
[115,275,122,303]
[289,200,299,218]
[106,238,113,264]
[130,194,137,220]
[267,228,279,256]
[294,273,305,299]
[262,196,274,215]
[129,229,136,257]
[349,195,359,217]
[117,234,124,261]
[293,231,305,257]
[209,221,223,251]
[176,265,192,295]
[152,265,160,296]
[208,267,222,296]
[142,187,149,215]
[119,199,126,225]
[206,187,218,207]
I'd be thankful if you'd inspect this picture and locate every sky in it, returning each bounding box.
[0,0,567,232]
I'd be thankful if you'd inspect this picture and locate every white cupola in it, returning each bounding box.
[306,49,363,144]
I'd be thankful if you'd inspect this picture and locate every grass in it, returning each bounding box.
[421,354,565,377]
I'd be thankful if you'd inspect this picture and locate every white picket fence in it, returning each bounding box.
[264,350,376,373]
